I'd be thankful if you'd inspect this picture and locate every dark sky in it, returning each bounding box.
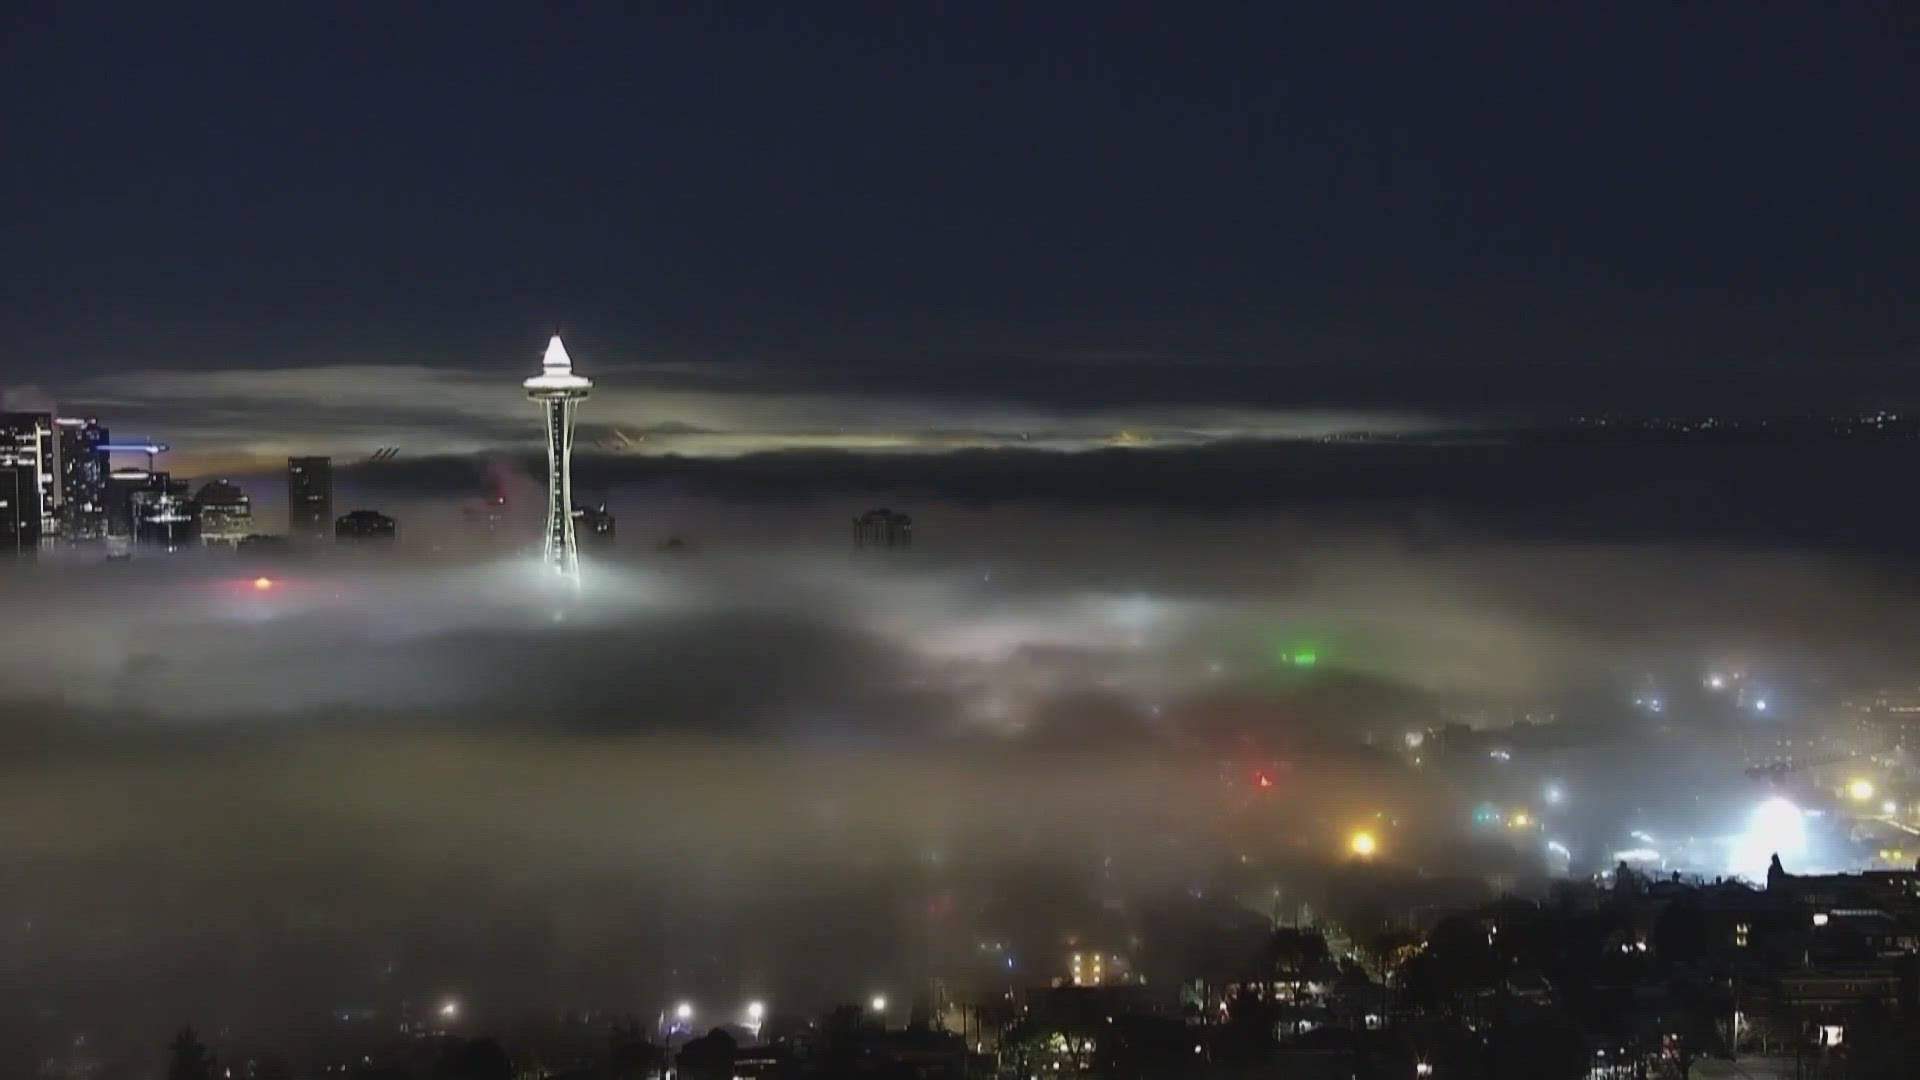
[4,3,1917,462]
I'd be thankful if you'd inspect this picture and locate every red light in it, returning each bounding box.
[1254,771,1275,789]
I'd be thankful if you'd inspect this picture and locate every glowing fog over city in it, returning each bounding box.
[5,5,1920,1078]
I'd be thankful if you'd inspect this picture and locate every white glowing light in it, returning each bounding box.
[1846,778,1875,802]
[1882,800,1898,816]
[1707,674,1725,690]
[1730,797,1806,880]
[675,1002,693,1022]
[439,1000,459,1019]
[1544,784,1564,805]
[869,995,887,1014]
[1754,699,1769,712]
[1546,840,1571,858]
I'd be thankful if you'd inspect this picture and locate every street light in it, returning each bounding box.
[1847,778,1875,802]
[1349,831,1378,858]
[675,1002,694,1023]
[869,994,888,1014]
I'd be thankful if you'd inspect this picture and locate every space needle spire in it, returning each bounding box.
[524,334,593,582]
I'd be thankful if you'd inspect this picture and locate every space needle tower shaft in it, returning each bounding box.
[524,335,593,581]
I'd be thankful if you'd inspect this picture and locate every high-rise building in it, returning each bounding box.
[524,335,592,582]
[1,463,37,554]
[194,480,253,544]
[56,418,110,539]
[288,456,333,539]
[132,483,198,549]
[0,412,57,540]
[105,468,152,539]
[854,507,914,546]
[335,509,397,541]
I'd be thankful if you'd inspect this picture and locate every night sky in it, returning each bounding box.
[4,3,1917,466]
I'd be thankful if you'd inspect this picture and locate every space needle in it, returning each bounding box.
[525,334,592,582]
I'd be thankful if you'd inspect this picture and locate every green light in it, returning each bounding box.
[1291,650,1318,667]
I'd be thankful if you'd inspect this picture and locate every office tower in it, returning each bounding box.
[523,335,592,582]
[0,412,57,540]
[194,480,253,544]
[105,468,159,539]
[56,417,110,539]
[853,507,914,546]
[335,509,397,541]
[288,456,333,539]
[1,463,36,553]
[132,483,198,549]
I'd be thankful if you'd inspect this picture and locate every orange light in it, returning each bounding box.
[252,576,275,591]
[1255,771,1275,789]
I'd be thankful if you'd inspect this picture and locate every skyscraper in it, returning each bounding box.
[287,456,333,540]
[1,462,35,554]
[56,418,110,540]
[524,335,592,581]
[0,412,57,541]
[132,484,198,549]
[194,480,253,544]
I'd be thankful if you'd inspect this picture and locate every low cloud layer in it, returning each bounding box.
[4,478,1917,1066]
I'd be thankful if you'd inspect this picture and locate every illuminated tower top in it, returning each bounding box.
[524,335,593,395]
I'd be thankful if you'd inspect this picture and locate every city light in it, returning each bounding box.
[1707,674,1726,690]
[1544,783,1564,805]
[439,1000,459,1019]
[252,576,275,591]
[1846,778,1875,802]
[1349,831,1378,857]
[1883,800,1899,817]
[869,995,887,1014]
[1509,811,1533,829]
[675,1002,693,1022]
[1731,797,1807,880]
